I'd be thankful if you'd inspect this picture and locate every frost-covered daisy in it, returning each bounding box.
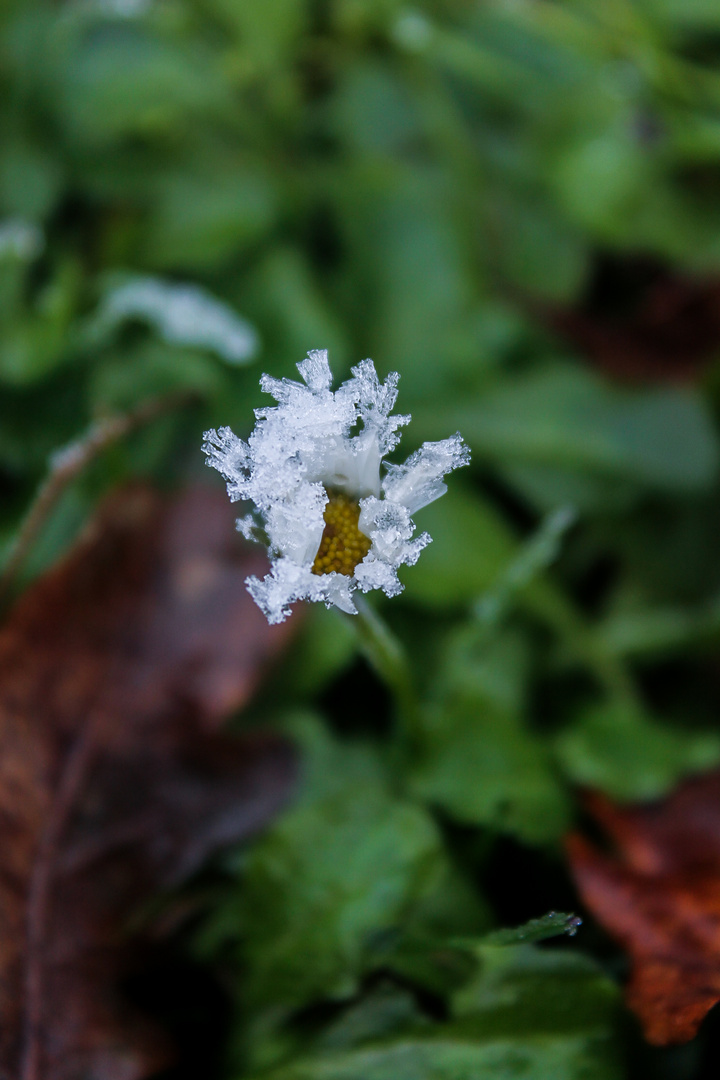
[203,350,469,624]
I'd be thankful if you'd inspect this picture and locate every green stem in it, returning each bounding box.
[523,588,640,709]
[351,595,421,752]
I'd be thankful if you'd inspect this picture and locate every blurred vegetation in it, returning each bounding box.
[5,0,720,1077]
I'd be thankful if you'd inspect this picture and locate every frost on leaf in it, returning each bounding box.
[90,275,259,364]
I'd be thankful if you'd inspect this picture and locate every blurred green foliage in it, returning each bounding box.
[5,0,720,1076]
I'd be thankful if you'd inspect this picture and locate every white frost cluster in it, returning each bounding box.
[203,350,469,624]
[94,276,259,364]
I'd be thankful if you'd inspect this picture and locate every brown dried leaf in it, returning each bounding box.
[567,774,720,1045]
[0,484,297,1080]
[545,256,720,383]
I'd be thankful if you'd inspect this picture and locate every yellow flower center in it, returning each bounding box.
[311,492,371,577]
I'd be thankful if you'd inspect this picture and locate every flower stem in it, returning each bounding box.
[351,595,421,751]
[0,391,196,607]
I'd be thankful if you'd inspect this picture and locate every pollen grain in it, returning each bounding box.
[311,492,371,577]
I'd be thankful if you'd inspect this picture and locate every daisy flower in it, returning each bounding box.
[203,350,469,624]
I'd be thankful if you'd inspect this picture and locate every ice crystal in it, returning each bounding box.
[203,350,469,623]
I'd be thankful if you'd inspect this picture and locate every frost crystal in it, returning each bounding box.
[203,350,470,623]
[92,276,258,364]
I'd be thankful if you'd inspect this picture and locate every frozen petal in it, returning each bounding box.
[354,557,404,598]
[340,359,410,455]
[359,496,432,573]
[246,558,327,624]
[298,348,333,391]
[382,433,470,513]
[235,513,261,542]
[264,483,326,564]
[306,432,382,498]
[94,276,258,364]
[323,573,358,614]
[202,427,251,500]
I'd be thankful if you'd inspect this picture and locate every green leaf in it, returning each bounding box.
[400,484,517,609]
[143,167,276,270]
[56,22,227,145]
[453,944,617,1028]
[594,597,720,658]
[244,948,620,1080]
[490,192,589,302]
[417,364,719,492]
[0,135,63,219]
[242,1028,618,1080]
[650,0,720,29]
[554,700,720,800]
[88,341,224,412]
[210,0,307,67]
[314,984,424,1053]
[245,247,348,370]
[280,606,358,698]
[337,167,478,399]
[551,128,654,239]
[478,912,582,947]
[411,695,570,844]
[333,61,420,155]
[238,787,444,1013]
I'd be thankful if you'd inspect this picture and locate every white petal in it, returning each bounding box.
[306,431,382,498]
[382,433,470,513]
[246,558,357,623]
[354,557,404,598]
[264,483,326,565]
[339,359,411,455]
[202,427,250,501]
[246,558,325,624]
[323,573,358,614]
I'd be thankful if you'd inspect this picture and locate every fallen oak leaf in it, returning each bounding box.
[0,484,297,1080]
[566,774,720,1045]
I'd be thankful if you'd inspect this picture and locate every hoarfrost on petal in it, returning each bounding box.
[258,375,354,439]
[246,558,352,624]
[323,573,357,614]
[359,498,431,569]
[202,427,250,500]
[246,559,320,625]
[306,432,383,498]
[340,360,411,455]
[382,433,470,514]
[297,348,332,392]
[264,483,326,565]
[402,532,432,566]
[235,514,262,542]
[359,497,415,560]
[354,557,403,598]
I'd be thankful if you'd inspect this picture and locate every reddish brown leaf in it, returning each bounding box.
[544,256,720,383]
[0,484,297,1080]
[567,774,720,1045]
